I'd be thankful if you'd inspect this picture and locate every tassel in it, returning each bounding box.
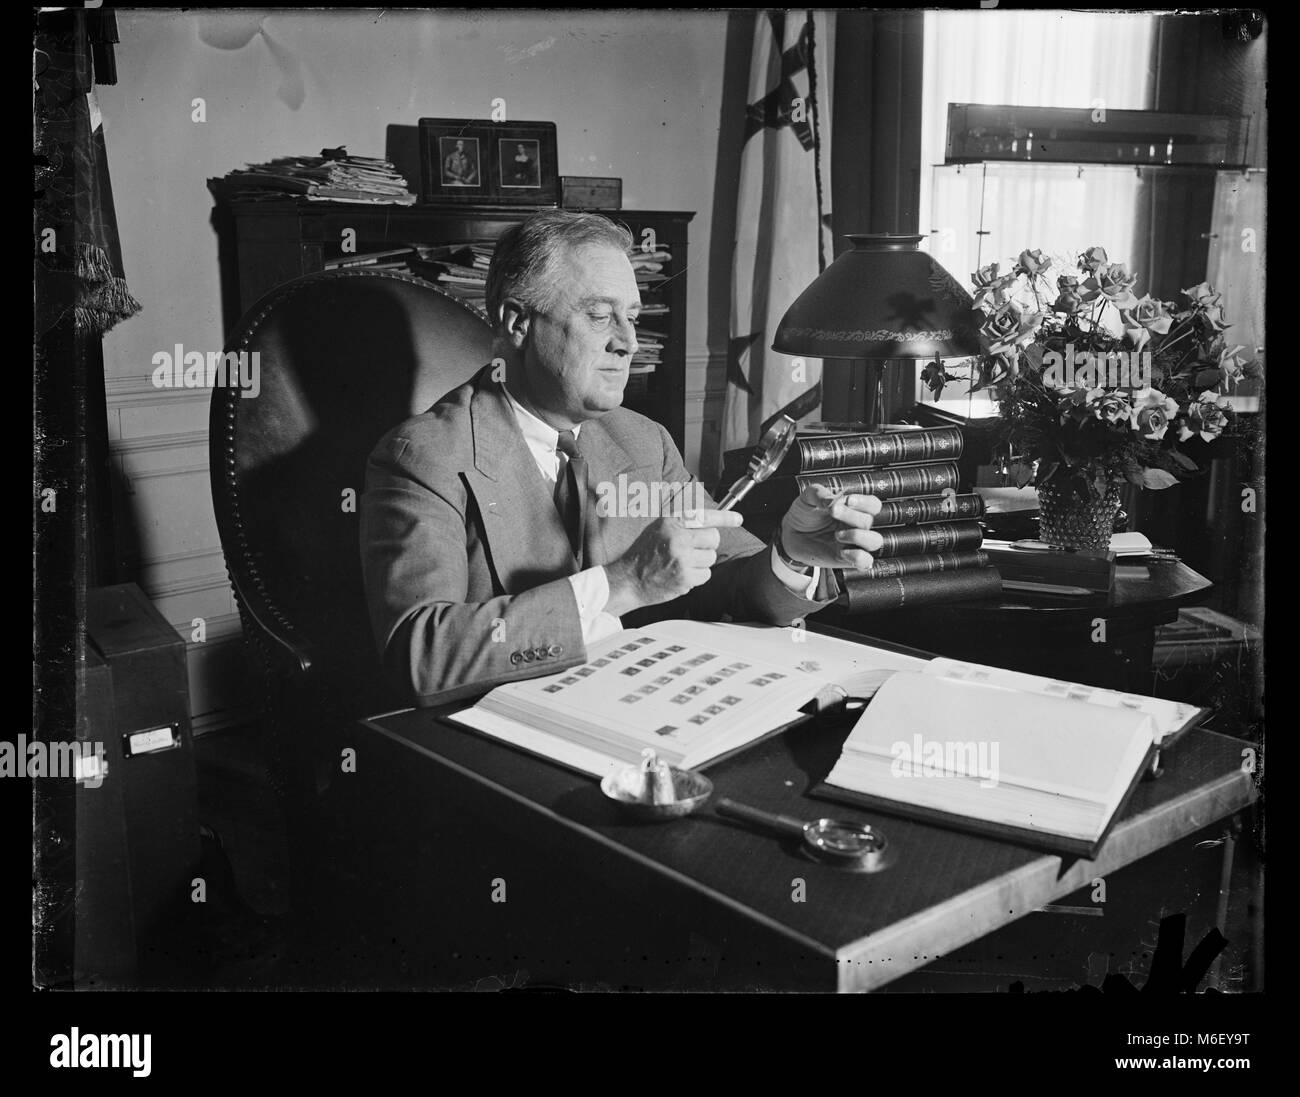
[72,242,141,334]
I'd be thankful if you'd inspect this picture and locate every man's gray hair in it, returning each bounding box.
[485,210,634,329]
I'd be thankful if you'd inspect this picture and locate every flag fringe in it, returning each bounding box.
[73,242,142,335]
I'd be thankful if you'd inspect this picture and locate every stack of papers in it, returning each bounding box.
[222,151,417,205]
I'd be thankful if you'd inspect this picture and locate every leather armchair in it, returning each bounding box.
[209,269,493,926]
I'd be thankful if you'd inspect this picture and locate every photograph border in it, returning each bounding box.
[417,118,493,203]
[498,136,543,190]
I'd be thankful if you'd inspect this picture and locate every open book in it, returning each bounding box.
[915,658,1202,747]
[815,672,1163,857]
[450,620,928,778]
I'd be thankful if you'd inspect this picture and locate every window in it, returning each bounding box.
[918,11,1156,416]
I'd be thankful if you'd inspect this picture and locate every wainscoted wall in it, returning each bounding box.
[684,351,730,486]
[102,376,254,735]
[97,11,736,732]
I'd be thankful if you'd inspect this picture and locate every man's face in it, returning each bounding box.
[455,141,464,152]
[520,243,641,423]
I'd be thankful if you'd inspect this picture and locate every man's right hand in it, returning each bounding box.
[604,510,743,617]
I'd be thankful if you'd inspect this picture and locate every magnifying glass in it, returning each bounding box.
[716,414,799,511]
[715,797,891,873]
[661,415,798,521]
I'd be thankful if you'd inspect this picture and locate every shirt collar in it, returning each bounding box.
[502,384,581,457]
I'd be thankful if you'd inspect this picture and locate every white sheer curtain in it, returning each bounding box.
[1208,169,1265,407]
[917,10,1156,414]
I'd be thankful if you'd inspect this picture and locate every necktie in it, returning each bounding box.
[553,429,582,560]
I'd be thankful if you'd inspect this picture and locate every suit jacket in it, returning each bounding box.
[361,364,835,706]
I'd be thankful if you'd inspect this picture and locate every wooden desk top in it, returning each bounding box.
[358,692,1255,992]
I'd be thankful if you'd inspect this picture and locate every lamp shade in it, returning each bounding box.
[772,234,982,360]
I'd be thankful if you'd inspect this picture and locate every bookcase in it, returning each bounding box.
[217,198,695,453]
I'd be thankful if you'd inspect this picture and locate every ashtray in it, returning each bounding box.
[599,766,714,822]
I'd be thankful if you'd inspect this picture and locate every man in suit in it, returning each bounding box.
[361,210,883,706]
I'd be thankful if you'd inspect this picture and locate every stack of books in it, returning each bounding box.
[629,246,671,377]
[324,246,420,272]
[220,151,417,205]
[724,425,1002,611]
[629,327,663,375]
[407,243,491,311]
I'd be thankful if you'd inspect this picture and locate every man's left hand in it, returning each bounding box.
[779,485,883,570]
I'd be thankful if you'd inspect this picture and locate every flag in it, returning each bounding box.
[721,10,833,466]
[35,10,141,338]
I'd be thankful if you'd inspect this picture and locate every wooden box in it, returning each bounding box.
[86,584,200,944]
[560,176,623,210]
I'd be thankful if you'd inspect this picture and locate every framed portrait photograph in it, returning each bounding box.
[487,121,559,206]
[500,139,540,188]
[418,118,492,203]
[440,136,482,188]
[418,118,559,205]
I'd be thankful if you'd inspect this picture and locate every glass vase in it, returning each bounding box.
[1036,480,1122,552]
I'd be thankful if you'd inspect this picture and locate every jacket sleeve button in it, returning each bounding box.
[548,644,564,657]
[522,649,536,662]
[509,652,523,665]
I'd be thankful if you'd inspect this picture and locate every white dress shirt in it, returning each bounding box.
[502,386,822,644]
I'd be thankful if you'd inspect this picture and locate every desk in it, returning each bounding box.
[819,561,1214,694]
[343,645,1254,992]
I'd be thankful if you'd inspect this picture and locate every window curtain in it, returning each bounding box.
[1134,12,1265,319]
[916,10,1154,416]
[1126,12,1266,621]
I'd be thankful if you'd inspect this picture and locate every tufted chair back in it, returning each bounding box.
[209,269,493,924]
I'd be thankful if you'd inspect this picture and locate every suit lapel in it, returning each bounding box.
[465,370,578,592]
[573,415,641,567]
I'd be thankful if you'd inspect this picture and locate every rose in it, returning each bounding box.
[978,305,1018,351]
[1178,391,1232,442]
[1123,323,1151,353]
[1053,274,1083,313]
[1054,289,1085,314]
[920,358,951,396]
[1082,262,1140,310]
[1217,344,1250,388]
[1090,391,1131,424]
[979,302,1042,355]
[1129,387,1180,441]
[1180,283,1228,331]
[1127,294,1174,335]
[1079,246,1108,273]
[1182,282,1220,308]
[1200,301,1229,333]
[1017,248,1050,276]
[1134,405,1171,441]
[972,262,1019,307]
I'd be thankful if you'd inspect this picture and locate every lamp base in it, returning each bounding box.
[820,359,904,431]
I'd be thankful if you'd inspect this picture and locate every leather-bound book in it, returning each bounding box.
[838,565,1003,613]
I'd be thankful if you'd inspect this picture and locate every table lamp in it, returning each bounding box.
[772,233,982,429]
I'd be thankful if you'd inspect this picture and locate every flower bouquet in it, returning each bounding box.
[926,246,1256,549]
